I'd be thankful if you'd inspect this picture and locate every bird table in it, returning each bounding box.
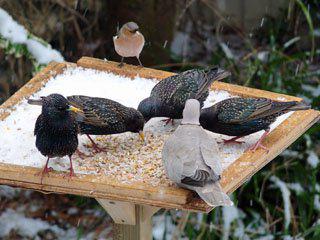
[0,57,319,240]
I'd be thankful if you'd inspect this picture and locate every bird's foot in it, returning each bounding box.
[247,130,270,152]
[118,62,124,68]
[64,168,76,181]
[76,149,92,159]
[161,118,175,126]
[248,142,269,153]
[36,167,53,184]
[90,144,108,154]
[220,138,245,145]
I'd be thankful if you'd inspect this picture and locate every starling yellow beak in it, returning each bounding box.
[139,131,145,142]
[67,105,83,113]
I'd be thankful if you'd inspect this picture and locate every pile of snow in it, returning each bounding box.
[0,8,64,64]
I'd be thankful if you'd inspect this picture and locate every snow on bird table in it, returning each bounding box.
[0,67,292,186]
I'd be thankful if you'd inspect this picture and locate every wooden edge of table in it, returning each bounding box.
[77,56,302,101]
[221,109,320,193]
[0,58,319,213]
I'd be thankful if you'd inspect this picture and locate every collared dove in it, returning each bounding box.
[162,99,233,207]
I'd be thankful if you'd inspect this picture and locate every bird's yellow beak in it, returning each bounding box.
[68,105,83,113]
[139,131,145,142]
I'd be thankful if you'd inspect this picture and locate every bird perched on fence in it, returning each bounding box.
[162,99,233,207]
[113,21,145,67]
[199,97,311,152]
[67,95,145,153]
[138,67,230,125]
[30,94,82,183]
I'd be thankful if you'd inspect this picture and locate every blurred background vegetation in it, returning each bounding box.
[0,0,319,239]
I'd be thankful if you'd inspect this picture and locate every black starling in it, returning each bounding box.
[67,95,145,152]
[137,67,230,124]
[199,97,311,151]
[31,94,82,182]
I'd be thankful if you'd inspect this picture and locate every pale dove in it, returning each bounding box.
[162,99,233,207]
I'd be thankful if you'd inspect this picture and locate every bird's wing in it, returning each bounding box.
[165,126,221,187]
[217,98,274,124]
[34,114,43,136]
[67,95,124,127]
[199,130,223,176]
[151,72,199,106]
[162,127,201,183]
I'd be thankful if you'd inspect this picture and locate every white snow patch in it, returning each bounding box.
[0,8,63,63]
[0,185,20,199]
[0,67,293,177]
[0,208,77,239]
[0,8,27,43]
[307,151,319,168]
[153,213,178,240]
[26,39,64,64]
[314,195,320,211]
[222,206,239,240]
[302,84,320,97]
[256,236,274,240]
[287,183,304,195]
[270,176,291,229]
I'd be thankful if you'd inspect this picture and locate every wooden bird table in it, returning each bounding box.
[0,57,319,240]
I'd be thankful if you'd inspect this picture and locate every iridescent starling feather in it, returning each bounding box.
[67,95,144,135]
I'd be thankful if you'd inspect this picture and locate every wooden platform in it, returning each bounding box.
[0,57,319,213]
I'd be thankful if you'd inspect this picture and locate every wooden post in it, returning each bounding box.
[97,198,160,240]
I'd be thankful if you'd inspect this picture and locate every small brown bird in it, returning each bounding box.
[113,22,145,67]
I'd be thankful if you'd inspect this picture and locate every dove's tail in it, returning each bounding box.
[195,182,233,207]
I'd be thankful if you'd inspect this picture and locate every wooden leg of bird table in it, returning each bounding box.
[96,198,160,240]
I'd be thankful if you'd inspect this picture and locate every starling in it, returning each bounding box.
[113,21,145,67]
[199,97,311,151]
[67,95,145,153]
[30,94,82,182]
[162,99,233,207]
[138,67,230,123]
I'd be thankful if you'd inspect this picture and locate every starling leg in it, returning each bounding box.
[118,57,124,67]
[37,157,53,184]
[67,155,76,179]
[249,129,270,152]
[220,136,245,144]
[137,57,143,67]
[161,118,175,126]
[86,135,108,153]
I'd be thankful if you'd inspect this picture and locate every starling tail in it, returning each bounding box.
[194,67,231,99]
